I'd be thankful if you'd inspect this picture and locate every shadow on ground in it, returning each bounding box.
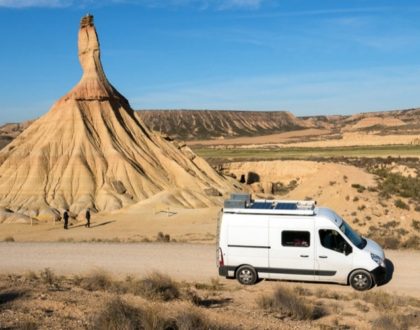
[0,290,25,305]
[196,297,232,308]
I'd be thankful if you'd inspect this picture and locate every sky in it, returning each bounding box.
[1,0,420,124]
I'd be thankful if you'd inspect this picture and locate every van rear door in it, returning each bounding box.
[268,217,316,281]
[226,214,269,273]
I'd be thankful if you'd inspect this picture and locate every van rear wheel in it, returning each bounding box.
[349,270,372,291]
[236,265,258,285]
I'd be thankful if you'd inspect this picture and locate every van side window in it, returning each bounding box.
[319,229,351,254]
[281,231,310,247]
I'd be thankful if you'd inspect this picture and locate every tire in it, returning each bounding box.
[236,265,258,285]
[349,270,373,291]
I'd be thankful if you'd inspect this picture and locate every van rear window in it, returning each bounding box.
[281,231,310,247]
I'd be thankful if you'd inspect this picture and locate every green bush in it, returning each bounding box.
[394,199,409,210]
[372,168,420,201]
[351,184,366,193]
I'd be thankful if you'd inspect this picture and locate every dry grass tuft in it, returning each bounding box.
[3,236,15,242]
[131,272,180,301]
[23,271,38,282]
[356,290,420,310]
[372,312,419,330]
[39,268,57,286]
[194,278,224,291]
[90,298,234,330]
[156,232,171,242]
[175,306,236,330]
[79,269,115,292]
[353,301,369,312]
[15,320,38,330]
[257,286,326,320]
[90,297,171,330]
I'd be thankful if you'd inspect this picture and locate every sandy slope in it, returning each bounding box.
[0,242,418,297]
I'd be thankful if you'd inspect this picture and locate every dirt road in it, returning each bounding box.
[0,243,418,297]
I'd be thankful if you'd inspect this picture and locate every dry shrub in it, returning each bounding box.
[90,297,171,330]
[131,272,180,301]
[79,269,116,292]
[3,236,15,242]
[91,298,233,330]
[313,288,346,300]
[412,220,420,231]
[372,313,418,330]
[175,307,236,330]
[373,315,398,330]
[16,320,38,330]
[353,301,369,312]
[401,235,420,249]
[358,291,408,309]
[40,268,57,286]
[24,271,38,282]
[394,199,410,210]
[257,286,325,320]
[293,286,312,296]
[156,232,170,242]
[194,278,224,291]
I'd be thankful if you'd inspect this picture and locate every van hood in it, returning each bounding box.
[363,238,385,259]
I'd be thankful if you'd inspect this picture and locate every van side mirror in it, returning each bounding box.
[344,243,352,256]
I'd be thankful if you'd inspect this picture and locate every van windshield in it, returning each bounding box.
[339,220,366,249]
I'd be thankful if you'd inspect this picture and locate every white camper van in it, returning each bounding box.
[217,193,386,291]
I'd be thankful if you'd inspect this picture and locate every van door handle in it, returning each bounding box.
[319,256,328,258]
[300,255,309,258]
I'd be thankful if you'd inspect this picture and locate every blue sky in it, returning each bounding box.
[1,0,420,124]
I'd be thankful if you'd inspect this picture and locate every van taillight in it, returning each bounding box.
[217,248,224,267]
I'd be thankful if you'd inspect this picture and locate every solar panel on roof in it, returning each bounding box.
[249,202,273,209]
[275,203,298,210]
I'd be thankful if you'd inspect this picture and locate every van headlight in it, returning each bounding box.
[371,253,385,268]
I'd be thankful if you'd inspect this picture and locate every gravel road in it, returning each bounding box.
[0,243,418,297]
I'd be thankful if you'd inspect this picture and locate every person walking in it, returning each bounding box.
[85,208,91,228]
[63,209,69,230]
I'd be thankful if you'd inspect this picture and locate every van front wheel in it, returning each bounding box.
[349,270,372,291]
[236,265,258,285]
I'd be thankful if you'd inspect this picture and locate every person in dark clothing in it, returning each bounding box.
[63,210,69,230]
[85,208,91,228]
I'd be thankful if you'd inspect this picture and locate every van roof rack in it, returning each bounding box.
[223,194,316,216]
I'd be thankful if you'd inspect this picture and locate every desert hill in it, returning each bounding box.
[137,109,305,140]
[0,15,234,223]
[300,107,420,132]
[0,121,32,150]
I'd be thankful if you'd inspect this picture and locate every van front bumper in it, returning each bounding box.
[371,266,387,285]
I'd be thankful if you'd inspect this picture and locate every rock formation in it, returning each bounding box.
[0,15,233,222]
